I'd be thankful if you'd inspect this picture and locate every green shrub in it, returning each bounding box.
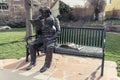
[7,21,25,28]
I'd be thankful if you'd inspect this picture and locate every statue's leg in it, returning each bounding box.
[26,42,37,70]
[40,45,53,73]
[45,48,53,68]
[30,43,36,65]
[26,38,43,70]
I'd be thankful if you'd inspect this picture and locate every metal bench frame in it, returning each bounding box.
[54,27,106,76]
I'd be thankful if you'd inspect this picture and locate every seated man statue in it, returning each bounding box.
[26,6,61,73]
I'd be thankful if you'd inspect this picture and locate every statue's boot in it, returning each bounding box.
[40,50,52,73]
[26,62,36,70]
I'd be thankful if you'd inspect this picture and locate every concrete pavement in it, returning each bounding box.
[0,69,38,80]
[0,53,120,80]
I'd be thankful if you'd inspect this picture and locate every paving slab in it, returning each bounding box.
[0,69,38,80]
[0,53,120,80]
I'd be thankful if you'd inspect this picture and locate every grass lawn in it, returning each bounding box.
[0,28,120,76]
[0,28,26,59]
[105,32,120,76]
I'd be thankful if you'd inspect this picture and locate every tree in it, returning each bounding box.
[59,1,73,21]
[89,0,106,20]
[24,0,33,38]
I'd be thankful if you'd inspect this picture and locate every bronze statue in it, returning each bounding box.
[26,6,60,73]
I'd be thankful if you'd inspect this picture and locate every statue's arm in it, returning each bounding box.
[48,18,61,40]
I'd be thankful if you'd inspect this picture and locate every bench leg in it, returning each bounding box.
[26,45,30,62]
[101,54,105,76]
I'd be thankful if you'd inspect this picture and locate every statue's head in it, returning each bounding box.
[39,6,51,18]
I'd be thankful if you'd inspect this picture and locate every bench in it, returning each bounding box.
[54,26,106,76]
[25,26,106,76]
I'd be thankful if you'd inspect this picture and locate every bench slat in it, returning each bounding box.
[58,27,105,48]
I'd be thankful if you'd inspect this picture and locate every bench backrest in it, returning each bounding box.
[57,27,106,48]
